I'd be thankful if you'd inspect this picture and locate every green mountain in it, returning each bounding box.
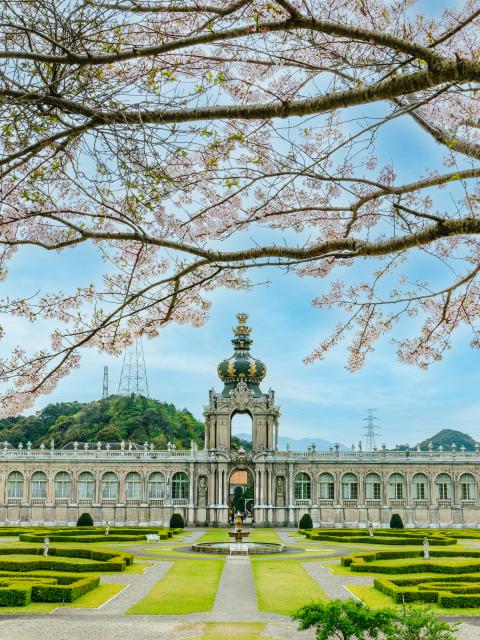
[0,395,205,449]
[418,429,477,451]
[399,428,477,452]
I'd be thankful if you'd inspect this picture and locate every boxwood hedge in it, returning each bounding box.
[0,573,99,606]
[0,547,132,572]
[374,574,480,608]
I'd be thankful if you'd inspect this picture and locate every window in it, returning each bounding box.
[31,471,47,499]
[172,472,189,500]
[436,473,452,501]
[78,472,95,500]
[54,472,71,499]
[294,473,311,500]
[341,473,358,500]
[318,473,334,500]
[148,472,165,500]
[460,473,476,501]
[388,473,406,500]
[101,472,118,500]
[365,473,382,500]
[125,472,142,500]
[412,474,429,500]
[7,471,23,499]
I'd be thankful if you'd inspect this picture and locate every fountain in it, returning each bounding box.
[192,513,286,556]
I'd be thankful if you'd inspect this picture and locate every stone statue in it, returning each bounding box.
[423,537,430,560]
[368,522,374,538]
[105,522,110,536]
[197,476,208,507]
[275,476,285,507]
[43,536,50,557]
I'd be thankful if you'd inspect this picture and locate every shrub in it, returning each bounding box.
[299,513,313,530]
[169,513,185,529]
[385,606,458,639]
[390,514,404,529]
[76,513,94,527]
[293,599,396,639]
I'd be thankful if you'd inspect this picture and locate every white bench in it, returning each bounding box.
[146,534,160,543]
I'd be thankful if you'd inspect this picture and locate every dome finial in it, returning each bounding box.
[234,312,251,336]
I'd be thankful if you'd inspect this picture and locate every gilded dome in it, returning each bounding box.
[217,313,267,397]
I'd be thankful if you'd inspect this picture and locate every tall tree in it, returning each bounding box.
[1,0,480,414]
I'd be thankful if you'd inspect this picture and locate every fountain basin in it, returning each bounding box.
[192,541,286,555]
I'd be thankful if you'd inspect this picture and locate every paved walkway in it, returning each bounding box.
[212,556,257,617]
[303,561,373,600]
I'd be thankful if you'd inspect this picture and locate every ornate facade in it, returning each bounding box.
[1,314,480,528]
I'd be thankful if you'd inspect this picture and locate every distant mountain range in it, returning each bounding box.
[235,432,348,451]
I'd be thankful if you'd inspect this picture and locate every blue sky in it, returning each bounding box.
[1,0,479,447]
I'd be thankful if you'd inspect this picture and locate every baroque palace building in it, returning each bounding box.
[0,313,480,528]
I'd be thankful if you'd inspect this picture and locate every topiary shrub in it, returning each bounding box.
[169,513,185,529]
[299,513,313,530]
[390,513,404,529]
[76,513,94,527]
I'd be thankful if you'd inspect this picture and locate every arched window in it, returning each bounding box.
[388,473,406,500]
[318,473,334,500]
[412,473,429,500]
[365,473,382,500]
[341,473,358,500]
[101,472,118,500]
[7,471,23,499]
[54,471,71,499]
[31,471,48,499]
[125,472,142,500]
[78,472,95,500]
[436,473,452,500]
[148,472,165,500]
[460,473,476,501]
[294,472,311,500]
[172,472,189,500]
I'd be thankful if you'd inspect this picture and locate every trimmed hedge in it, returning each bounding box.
[18,526,174,544]
[299,513,313,530]
[0,573,99,606]
[169,513,185,529]
[76,513,93,527]
[374,574,480,608]
[0,547,132,573]
[304,528,457,546]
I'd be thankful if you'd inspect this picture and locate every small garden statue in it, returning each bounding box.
[423,536,430,560]
[368,522,374,538]
[105,522,110,536]
[43,535,50,556]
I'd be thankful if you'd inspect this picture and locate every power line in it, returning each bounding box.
[102,366,109,399]
[363,408,381,451]
[118,337,150,397]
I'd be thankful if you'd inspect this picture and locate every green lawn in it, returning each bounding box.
[252,559,327,615]
[195,529,230,544]
[248,529,282,544]
[127,559,224,614]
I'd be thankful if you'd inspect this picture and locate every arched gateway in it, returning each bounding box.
[1,312,480,529]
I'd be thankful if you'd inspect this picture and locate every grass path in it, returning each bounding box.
[126,559,224,615]
[252,559,327,615]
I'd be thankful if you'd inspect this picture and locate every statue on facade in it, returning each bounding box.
[275,476,285,506]
[197,476,208,507]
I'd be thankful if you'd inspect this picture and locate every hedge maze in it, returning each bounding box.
[14,526,182,544]
[342,548,480,609]
[0,574,99,606]
[300,528,464,545]
[0,546,132,607]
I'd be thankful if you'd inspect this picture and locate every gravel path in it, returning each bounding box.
[212,556,257,617]
[303,562,373,600]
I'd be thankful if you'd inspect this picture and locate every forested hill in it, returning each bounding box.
[398,429,477,452]
[0,395,204,449]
